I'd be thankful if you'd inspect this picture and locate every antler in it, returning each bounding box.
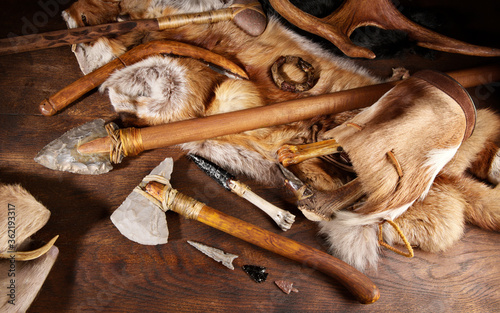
[268,0,500,59]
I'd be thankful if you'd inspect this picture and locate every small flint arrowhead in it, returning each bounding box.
[187,241,238,270]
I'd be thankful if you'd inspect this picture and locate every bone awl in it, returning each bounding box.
[143,180,380,304]
[188,154,295,231]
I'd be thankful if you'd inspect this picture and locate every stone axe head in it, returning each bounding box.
[110,158,174,245]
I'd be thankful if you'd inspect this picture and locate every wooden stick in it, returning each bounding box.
[269,0,500,59]
[144,181,380,304]
[77,64,500,157]
[0,0,266,56]
[39,40,249,116]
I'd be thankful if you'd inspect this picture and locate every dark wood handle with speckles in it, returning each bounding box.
[0,20,158,56]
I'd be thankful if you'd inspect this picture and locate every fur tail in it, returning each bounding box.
[462,178,500,231]
[318,211,381,272]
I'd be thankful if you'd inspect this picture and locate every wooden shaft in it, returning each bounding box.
[140,82,395,150]
[78,64,500,156]
[0,1,265,56]
[0,20,159,56]
[39,57,125,116]
[145,181,379,304]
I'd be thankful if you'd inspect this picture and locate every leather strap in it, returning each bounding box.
[412,70,476,142]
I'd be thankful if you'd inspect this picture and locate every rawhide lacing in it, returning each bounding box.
[105,123,144,164]
[105,123,124,164]
[378,220,414,258]
[135,174,204,219]
[271,55,316,92]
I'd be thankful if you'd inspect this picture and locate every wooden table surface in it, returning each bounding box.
[0,0,499,312]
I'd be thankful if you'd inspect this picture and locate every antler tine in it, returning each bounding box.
[268,0,376,59]
[269,0,500,59]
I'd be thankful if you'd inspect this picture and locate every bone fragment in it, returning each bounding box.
[187,241,238,270]
[228,180,295,231]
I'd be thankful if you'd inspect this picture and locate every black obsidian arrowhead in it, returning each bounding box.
[242,265,268,283]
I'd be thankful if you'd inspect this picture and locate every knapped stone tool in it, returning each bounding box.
[33,65,500,175]
[110,157,380,304]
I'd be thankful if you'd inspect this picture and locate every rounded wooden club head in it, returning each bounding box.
[39,99,57,116]
[232,0,267,36]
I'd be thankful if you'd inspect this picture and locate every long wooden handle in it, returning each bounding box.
[78,64,500,156]
[0,20,159,56]
[145,181,379,304]
[198,204,379,303]
[0,1,265,56]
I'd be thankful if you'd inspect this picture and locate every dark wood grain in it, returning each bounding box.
[0,0,499,312]
[0,20,160,56]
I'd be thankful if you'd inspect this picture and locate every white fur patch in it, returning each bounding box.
[73,40,116,75]
[420,146,459,200]
[488,149,500,184]
[62,10,116,74]
[168,0,230,13]
[319,211,381,272]
[101,56,193,122]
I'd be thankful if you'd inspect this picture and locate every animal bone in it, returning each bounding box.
[278,138,342,167]
[188,154,295,231]
[0,236,59,261]
[268,0,500,58]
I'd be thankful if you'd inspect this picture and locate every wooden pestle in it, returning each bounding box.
[77,64,500,157]
[144,180,380,304]
[0,0,266,56]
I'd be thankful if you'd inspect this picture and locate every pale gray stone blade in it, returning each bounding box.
[34,119,112,175]
[111,158,174,245]
[187,241,238,270]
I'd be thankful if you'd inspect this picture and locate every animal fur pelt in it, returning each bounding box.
[63,0,500,271]
[0,184,59,312]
